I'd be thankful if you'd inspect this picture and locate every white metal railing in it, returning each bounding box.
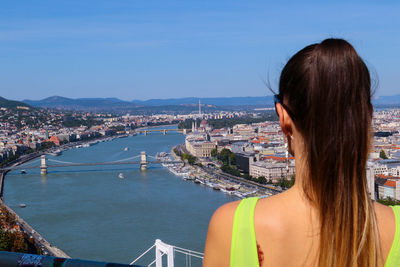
[130,239,204,267]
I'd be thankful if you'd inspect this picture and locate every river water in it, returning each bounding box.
[4,126,235,265]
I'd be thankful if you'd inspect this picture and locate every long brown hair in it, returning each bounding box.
[279,39,379,266]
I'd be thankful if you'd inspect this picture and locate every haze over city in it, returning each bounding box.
[1,0,399,101]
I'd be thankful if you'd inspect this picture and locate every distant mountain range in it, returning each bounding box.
[23,96,275,109]
[131,96,274,106]
[21,96,276,112]
[372,95,400,106]
[23,96,137,111]
[0,96,31,109]
[0,94,397,112]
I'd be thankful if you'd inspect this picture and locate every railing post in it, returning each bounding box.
[167,245,174,267]
[156,245,163,267]
[155,239,174,267]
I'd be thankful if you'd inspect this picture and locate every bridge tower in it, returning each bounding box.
[140,151,147,171]
[162,129,166,135]
[40,155,47,175]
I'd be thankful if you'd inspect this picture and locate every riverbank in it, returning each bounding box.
[170,145,277,199]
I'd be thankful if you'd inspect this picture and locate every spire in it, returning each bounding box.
[199,99,201,117]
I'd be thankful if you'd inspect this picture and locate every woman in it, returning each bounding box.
[203,39,398,267]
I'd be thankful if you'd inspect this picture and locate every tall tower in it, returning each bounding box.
[198,99,201,117]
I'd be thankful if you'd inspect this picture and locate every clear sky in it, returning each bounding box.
[0,0,399,101]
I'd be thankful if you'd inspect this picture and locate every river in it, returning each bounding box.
[3,126,235,265]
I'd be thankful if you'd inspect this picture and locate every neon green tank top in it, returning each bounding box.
[385,205,400,267]
[230,197,260,267]
[231,198,400,267]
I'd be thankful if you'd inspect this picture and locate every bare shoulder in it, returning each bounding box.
[374,201,395,219]
[254,191,300,239]
[203,200,241,267]
[254,190,319,266]
[374,202,396,261]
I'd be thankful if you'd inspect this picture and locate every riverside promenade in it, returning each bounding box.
[171,144,282,197]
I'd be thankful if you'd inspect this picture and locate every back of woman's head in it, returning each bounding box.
[279,39,378,266]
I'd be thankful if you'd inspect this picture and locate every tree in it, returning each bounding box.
[182,153,197,165]
[380,149,388,159]
[257,176,267,184]
[278,177,295,189]
[0,230,8,251]
[228,153,236,166]
[211,149,218,158]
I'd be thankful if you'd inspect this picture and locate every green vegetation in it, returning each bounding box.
[62,116,102,128]
[180,152,197,165]
[377,197,400,206]
[380,149,388,159]
[0,97,31,109]
[221,164,241,176]
[38,141,55,151]
[207,115,277,129]
[0,206,38,254]
[277,175,295,189]
[256,176,267,184]
[0,154,20,168]
[211,148,296,188]
[212,148,260,183]
[173,148,182,157]
[212,148,236,166]
[109,125,126,132]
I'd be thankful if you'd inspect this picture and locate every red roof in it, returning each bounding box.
[384,180,396,188]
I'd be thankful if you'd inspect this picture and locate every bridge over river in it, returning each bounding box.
[136,128,190,135]
[0,151,183,174]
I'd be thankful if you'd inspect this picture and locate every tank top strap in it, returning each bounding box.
[230,197,260,267]
[385,205,400,267]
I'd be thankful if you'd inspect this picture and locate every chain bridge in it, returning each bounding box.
[0,152,183,174]
[136,128,189,135]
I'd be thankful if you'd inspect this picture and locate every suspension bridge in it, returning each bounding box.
[137,128,189,135]
[0,152,183,174]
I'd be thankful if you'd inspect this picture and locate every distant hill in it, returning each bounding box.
[23,96,137,111]
[131,96,274,106]
[372,94,400,106]
[23,96,275,111]
[0,96,31,109]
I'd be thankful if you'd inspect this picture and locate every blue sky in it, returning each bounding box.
[0,0,399,101]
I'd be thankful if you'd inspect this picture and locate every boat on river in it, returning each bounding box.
[48,149,62,156]
[118,173,125,179]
